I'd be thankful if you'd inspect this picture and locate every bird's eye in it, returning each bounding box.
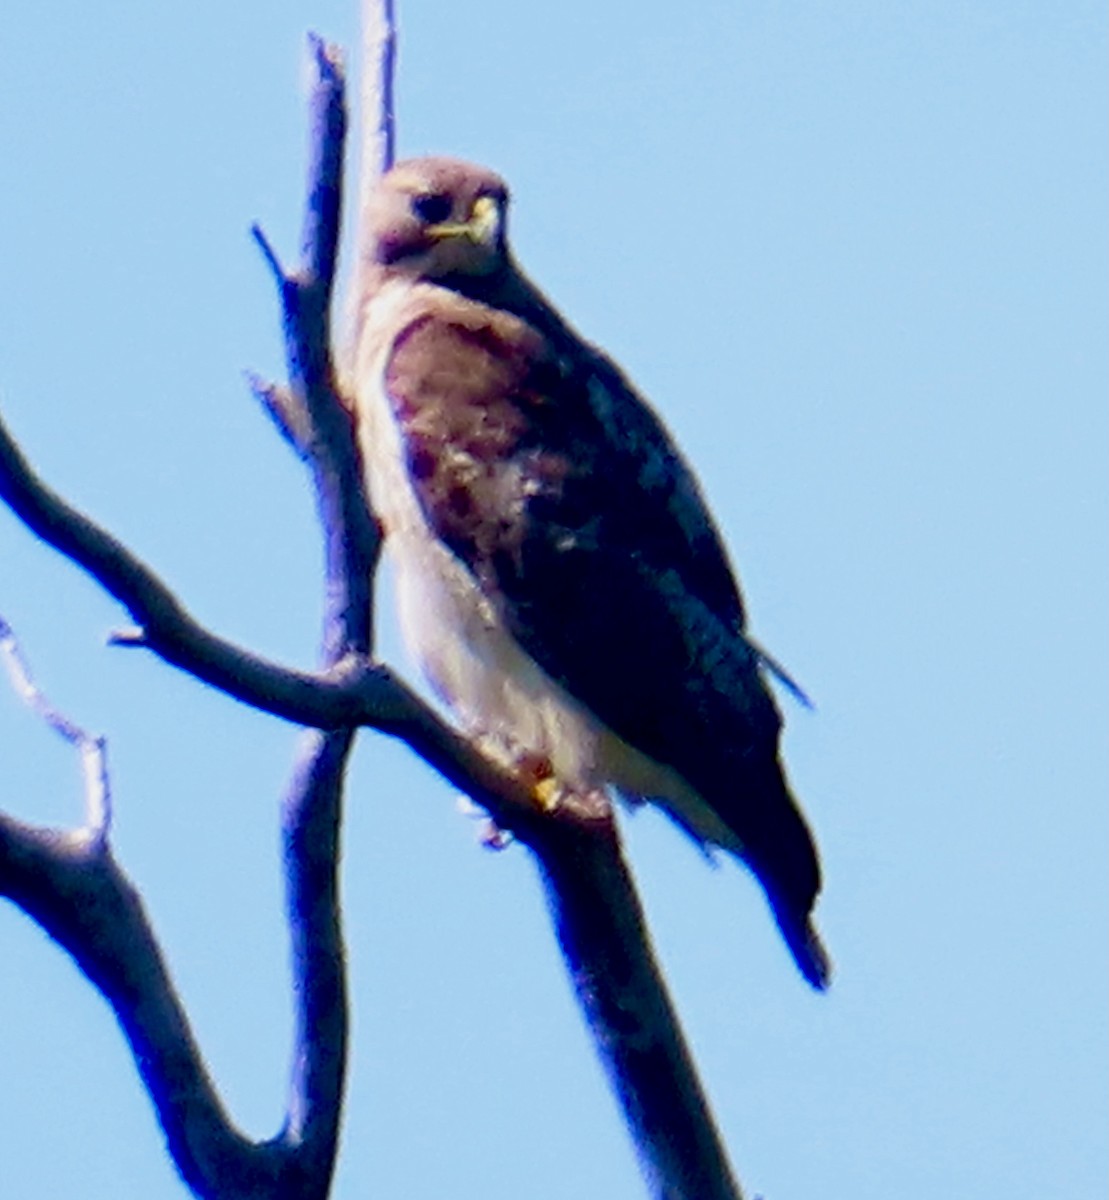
[411,193,454,224]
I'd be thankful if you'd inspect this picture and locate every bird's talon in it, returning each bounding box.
[533,775,565,812]
[479,820,513,851]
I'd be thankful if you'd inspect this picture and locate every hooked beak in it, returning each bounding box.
[425,195,501,247]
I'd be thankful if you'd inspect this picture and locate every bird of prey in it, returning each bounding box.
[350,156,830,989]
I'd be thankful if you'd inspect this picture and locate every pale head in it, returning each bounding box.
[366,156,510,280]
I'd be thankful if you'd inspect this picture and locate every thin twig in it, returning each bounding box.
[358,0,397,253]
[301,35,347,286]
[246,374,314,459]
[0,614,111,842]
[251,221,286,283]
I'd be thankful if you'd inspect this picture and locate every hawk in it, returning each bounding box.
[351,157,830,989]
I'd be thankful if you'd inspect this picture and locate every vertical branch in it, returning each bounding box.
[269,8,400,1163]
[256,8,394,1184]
[256,36,380,664]
[278,726,353,1179]
[300,36,346,289]
[359,0,398,243]
[342,0,397,358]
[253,32,376,1193]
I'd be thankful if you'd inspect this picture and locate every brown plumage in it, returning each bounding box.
[350,157,831,988]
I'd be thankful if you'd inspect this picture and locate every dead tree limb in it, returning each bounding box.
[0,616,348,1199]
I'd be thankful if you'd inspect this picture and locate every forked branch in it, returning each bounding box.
[0,36,362,1200]
[0,613,348,1199]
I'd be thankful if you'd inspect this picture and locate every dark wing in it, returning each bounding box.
[568,347,750,634]
[383,298,780,782]
[384,300,826,985]
[442,264,750,633]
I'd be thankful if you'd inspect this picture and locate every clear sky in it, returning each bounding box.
[1,3,1105,1197]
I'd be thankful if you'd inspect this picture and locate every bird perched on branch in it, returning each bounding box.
[350,156,830,989]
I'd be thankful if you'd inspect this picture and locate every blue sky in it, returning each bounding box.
[1,2,1105,1197]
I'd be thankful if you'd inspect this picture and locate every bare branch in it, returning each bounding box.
[254,36,377,662]
[278,727,350,1172]
[0,731,351,1200]
[0,614,111,842]
[358,0,398,263]
[0,618,276,1195]
[0,817,257,1193]
[246,374,314,460]
[537,830,745,1200]
[253,36,359,1194]
[301,35,347,288]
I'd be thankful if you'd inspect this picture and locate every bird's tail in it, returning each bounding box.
[773,906,832,991]
[736,759,832,991]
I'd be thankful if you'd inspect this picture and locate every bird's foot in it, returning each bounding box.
[533,775,569,813]
[511,751,570,813]
[468,738,596,818]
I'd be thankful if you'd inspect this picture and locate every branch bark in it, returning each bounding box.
[537,828,744,1199]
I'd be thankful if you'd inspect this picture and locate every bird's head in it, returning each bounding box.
[365,156,510,282]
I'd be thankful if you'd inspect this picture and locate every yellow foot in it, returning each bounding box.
[467,738,575,815]
[505,750,565,812]
[532,775,568,813]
